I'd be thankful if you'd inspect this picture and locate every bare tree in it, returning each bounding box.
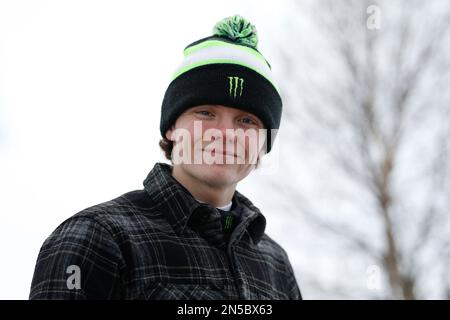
[273,0,450,299]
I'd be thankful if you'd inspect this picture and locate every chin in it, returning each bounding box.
[197,163,239,185]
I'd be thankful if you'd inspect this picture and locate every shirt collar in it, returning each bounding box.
[142,162,266,244]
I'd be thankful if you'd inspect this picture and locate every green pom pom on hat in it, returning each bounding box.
[212,14,258,49]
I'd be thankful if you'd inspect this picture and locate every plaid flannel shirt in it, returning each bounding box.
[29,162,301,300]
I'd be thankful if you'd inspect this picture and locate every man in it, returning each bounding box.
[30,15,301,300]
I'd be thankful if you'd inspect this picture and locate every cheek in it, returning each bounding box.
[170,122,196,149]
[175,119,195,135]
[239,132,261,150]
[240,132,264,163]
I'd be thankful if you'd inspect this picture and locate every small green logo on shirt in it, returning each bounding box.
[224,215,234,231]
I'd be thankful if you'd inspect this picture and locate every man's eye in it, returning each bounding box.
[195,111,214,117]
[240,117,257,125]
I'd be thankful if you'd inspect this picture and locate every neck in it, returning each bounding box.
[171,165,236,208]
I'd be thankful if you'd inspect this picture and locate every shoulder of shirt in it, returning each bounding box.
[258,233,290,261]
[257,233,297,285]
[48,189,161,239]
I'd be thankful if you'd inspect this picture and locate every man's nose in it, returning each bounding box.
[214,117,237,143]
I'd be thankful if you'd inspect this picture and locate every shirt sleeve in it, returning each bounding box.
[29,216,124,300]
[285,258,302,300]
[279,248,302,300]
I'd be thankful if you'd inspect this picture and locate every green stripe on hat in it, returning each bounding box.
[184,39,268,65]
[171,58,280,94]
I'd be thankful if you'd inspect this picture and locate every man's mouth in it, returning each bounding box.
[202,148,237,158]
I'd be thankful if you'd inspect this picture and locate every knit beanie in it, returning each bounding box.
[160,15,282,153]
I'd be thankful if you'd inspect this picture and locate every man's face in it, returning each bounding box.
[165,104,266,188]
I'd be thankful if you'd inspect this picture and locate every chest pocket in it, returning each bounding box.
[143,282,233,300]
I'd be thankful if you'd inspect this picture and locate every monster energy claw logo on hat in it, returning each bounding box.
[228,76,244,98]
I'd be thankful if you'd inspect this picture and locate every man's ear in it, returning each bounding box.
[165,125,175,141]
